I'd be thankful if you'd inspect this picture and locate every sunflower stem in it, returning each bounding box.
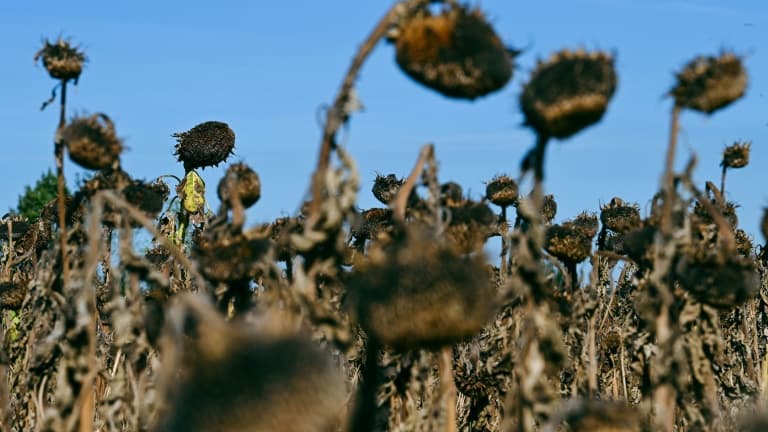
[55,79,69,288]
[720,165,728,198]
[660,105,681,236]
[350,337,382,432]
[309,0,434,222]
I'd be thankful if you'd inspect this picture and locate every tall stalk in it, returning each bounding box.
[56,80,69,286]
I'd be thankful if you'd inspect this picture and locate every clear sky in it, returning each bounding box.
[1,1,766,241]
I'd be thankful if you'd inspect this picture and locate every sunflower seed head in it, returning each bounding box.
[671,52,747,114]
[521,49,617,139]
[34,37,86,82]
[173,121,235,171]
[395,4,514,100]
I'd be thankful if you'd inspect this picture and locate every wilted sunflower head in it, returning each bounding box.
[521,49,617,139]
[157,302,346,432]
[217,162,261,209]
[734,229,753,256]
[34,37,86,82]
[445,200,496,254]
[122,179,170,220]
[600,198,641,233]
[0,215,30,241]
[0,270,31,310]
[693,199,739,229]
[485,174,518,208]
[440,181,464,207]
[675,247,758,309]
[671,52,747,114]
[351,208,393,244]
[565,211,599,238]
[193,225,271,283]
[61,113,123,170]
[347,225,495,350]
[544,224,593,264]
[394,3,514,99]
[372,173,403,205]
[721,140,750,169]
[173,121,235,171]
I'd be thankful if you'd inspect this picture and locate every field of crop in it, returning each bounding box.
[1,1,767,431]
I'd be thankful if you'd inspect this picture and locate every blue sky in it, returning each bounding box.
[1,0,766,241]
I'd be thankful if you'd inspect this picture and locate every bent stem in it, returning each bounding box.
[393,144,434,221]
[309,0,433,221]
[56,79,69,287]
[440,346,458,432]
[720,165,728,198]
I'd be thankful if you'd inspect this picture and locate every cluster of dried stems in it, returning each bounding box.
[1,2,766,432]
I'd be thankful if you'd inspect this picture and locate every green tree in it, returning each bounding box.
[14,169,68,220]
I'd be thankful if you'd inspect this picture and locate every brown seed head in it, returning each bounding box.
[0,272,30,310]
[0,215,30,241]
[734,229,752,256]
[446,200,495,254]
[545,224,592,264]
[521,49,617,139]
[173,121,235,171]
[62,113,122,170]
[693,199,739,229]
[600,198,641,233]
[676,248,758,308]
[565,211,599,238]
[372,173,403,205]
[218,163,261,209]
[34,37,86,82]
[623,225,656,267]
[671,52,747,114]
[123,180,169,219]
[158,325,345,432]
[542,194,558,223]
[485,175,518,208]
[351,208,393,243]
[395,4,514,99]
[721,141,750,169]
[348,226,495,350]
[193,226,270,282]
[440,181,464,207]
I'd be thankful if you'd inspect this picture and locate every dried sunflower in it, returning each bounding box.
[34,37,86,82]
[721,141,750,169]
[671,52,747,114]
[348,226,495,350]
[372,173,404,205]
[521,49,617,139]
[600,198,641,233]
[675,248,758,308]
[173,121,235,171]
[61,113,123,170]
[394,4,514,99]
[545,224,593,264]
[193,225,270,283]
[485,174,518,208]
[159,326,345,432]
[218,162,261,209]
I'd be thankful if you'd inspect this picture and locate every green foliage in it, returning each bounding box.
[14,169,68,220]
